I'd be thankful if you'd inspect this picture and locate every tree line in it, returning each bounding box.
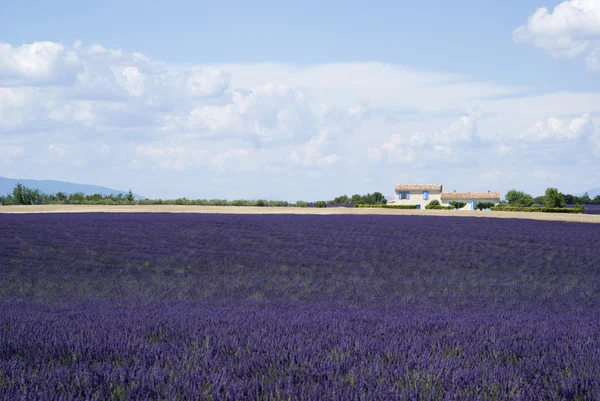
[0,184,388,207]
[0,184,136,206]
[503,188,600,208]
[2,183,596,208]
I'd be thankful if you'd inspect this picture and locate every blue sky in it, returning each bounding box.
[1,0,600,200]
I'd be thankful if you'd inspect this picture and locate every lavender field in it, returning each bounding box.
[1,213,599,400]
[568,204,600,215]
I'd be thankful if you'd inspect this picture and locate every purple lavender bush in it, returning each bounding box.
[1,213,599,400]
[566,204,600,215]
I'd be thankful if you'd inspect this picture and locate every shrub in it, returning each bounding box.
[476,201,495,210]
[427,200,441,207]
[491,206,583,214]
[357,204,418,209]
[543,187,566,208]
[425,205,454,210]
[449,201,466,209]
[295,201,309,208]
[315,201,328,208]
[505,189,534,207]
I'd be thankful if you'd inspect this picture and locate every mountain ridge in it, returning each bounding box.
[0,177,146,200]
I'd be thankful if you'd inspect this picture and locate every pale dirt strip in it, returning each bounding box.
[1,205,599,224]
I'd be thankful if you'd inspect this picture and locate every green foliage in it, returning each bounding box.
[476,201,495,210]
[425,204,454,210]
[505,189,534,207]
[68,192,85,204]
[228,199,247,206]
[315,201,328,208]
[125,190,135,203]
[295,201,309,208]
[333,195,350,204]
[579,193,592,204]
[543,187,566,208]
[532,196,544,206]
[449,201,466,209]
[357,204,417,209]
[491,206,583,214]
[425,200,454,210]
[9,183,49,205]
[331,192,387,206]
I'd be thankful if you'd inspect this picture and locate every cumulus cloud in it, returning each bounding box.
[521,113,595,141]
[513,0,600,70]
[47,143,72,160]
[0,144,24,161]
[2,40,600,199]
[290,129,339,167]
[133,144,207,171]
[368,109,483,165]
[0,41,82,85]
[161,84,314,144]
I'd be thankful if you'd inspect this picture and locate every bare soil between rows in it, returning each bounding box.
[1,204,599,223]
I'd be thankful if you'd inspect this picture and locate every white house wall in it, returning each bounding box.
[392,191,442,208]
[390,191,500,209]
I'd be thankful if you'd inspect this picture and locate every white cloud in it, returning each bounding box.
[163,83,314,145]
[212,148,252,170]
[114,66,145,97]
[2,40,600,199]
[368,110,483,165]
[47,144,72,160]
[290,129,339,167]
[0,41,82,84]
[514,0,600,70]
[0,144,24,161]
[522,113,595,141]
[134,144,206,171]
[48,101,95,126]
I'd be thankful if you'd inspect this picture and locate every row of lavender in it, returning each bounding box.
[567,204,600,214]
[1,213,599,400]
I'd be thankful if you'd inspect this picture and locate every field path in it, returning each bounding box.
[1,204,599,223]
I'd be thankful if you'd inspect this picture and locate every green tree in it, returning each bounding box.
[86,193,103,202]
[315,201,327,208]
[449,201,466,209]
[333,194,350,204]
[372,192,386,204]
[68,192,85,204]
[579,192,591,204]
[543,187,566,208]
[532,196,544,206]
[505,189,534,207]
[350,194,362,206]
[12,183,25,204]
[476,201,494,210]
[125,190,135,203]
[56,192,68,203]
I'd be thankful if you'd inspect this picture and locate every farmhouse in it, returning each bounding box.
[388,184,501,210]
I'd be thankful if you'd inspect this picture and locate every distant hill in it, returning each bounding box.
[0,177,146,200]
[578,188,600,199]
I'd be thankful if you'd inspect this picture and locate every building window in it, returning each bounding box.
[397,191,411,200]
[423,191,429,200]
